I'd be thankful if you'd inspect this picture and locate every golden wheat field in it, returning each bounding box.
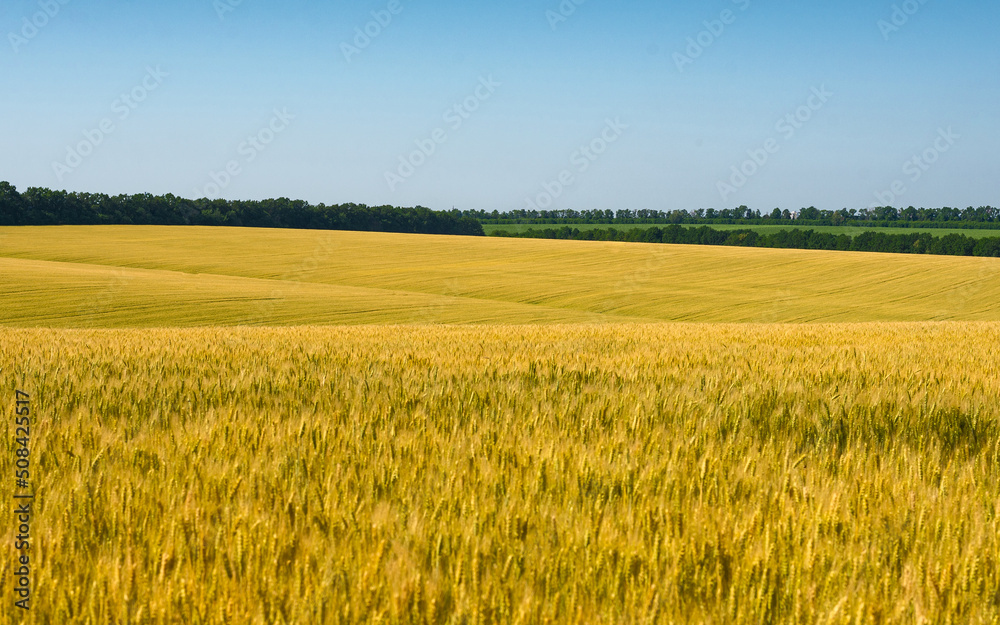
[2,227,1000,624]
[2,324,999,624]
[2,226,1000,325]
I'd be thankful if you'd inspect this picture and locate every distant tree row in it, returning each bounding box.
[467,205,1000,228]
[0,182,484,236]
[493,225,1000,258]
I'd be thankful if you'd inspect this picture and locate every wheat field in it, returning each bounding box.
[2,324,999,624]
[2,227,1000,623]
[2,226,1000,326]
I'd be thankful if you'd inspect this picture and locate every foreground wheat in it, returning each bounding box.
[1,324,998,624]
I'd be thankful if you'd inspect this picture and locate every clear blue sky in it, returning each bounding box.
[2,0,998,212]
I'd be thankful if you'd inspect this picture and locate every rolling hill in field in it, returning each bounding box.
[2,225,1000,327]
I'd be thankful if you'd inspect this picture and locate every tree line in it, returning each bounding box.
[0,182,484,236]
[4,181,997,245]
[493,224,1000,258]
[466,205,1000,229]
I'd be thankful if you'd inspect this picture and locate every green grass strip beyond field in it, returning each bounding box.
[483,222,1000,239]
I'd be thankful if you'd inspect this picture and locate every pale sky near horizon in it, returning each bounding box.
[2,0,998,212]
